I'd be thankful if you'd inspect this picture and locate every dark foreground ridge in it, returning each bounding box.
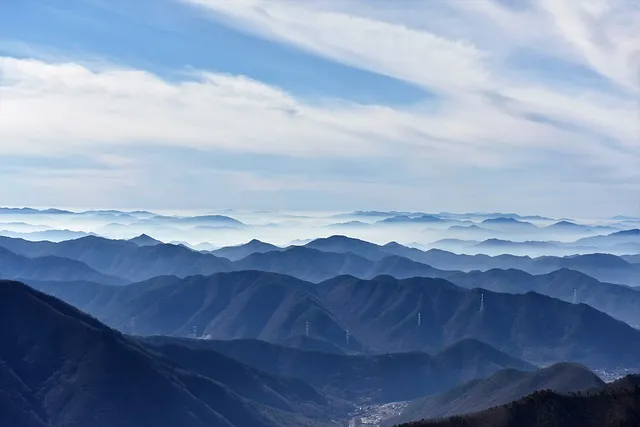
[386,362,604,425]
[0,280,341,427]
[397,376,640,427]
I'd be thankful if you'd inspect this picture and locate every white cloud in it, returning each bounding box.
[539,0,640,91]
[0,0,638,215]
[0,57,386,158]
[178,0,640,178]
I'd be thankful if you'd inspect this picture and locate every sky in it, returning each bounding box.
[0,0,638,217]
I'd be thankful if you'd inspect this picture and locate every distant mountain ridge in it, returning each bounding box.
[315,274,640,368]
[28,272,640,369]
[0,246,124,285]
[2,235,639,324]
[213,239,282,261]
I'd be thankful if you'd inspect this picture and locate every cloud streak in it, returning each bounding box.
[0,0,638,215]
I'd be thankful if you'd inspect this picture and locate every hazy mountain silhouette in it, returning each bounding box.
[531,253,640,286]
[443,268,640,326]
[141,214,246,228]
[0,229,93,241]
[474,239,559,250]
[622,254,640,263]
[387,363,604,425]
[140,339,344,419]
[145,337,532,404]
[213,239,281,261]
[4,234,640,321]
[543,221,618,234]
[0,207,72,215]
[326,220,371,229]
[3,234,637,285]
[0,236,233,282]
[378,215,445,224]
[305,236,387,260]
[27,271,640,369]
[234,246,442,282]
[128,233,163,246]
[0,280,339,427]
[30,271,358,351]
[480,218,538,231]
[576,229,640,247]
[297,236,639,285]
[316,275,640,368]
[383,243,639,286]
[0,246,124,285]
[398,376,640,427]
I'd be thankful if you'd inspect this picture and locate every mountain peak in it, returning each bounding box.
[129,233,162,246]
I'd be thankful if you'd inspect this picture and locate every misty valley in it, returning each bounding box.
[1,208,640,427]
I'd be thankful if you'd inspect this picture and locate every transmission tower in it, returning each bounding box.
[480,293,485,312]
[573,288,577,304]
[305,321,310,337]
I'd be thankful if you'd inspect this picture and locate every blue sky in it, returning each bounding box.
[0,0,638,217]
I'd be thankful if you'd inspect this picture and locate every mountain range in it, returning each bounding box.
[145,337,533,405]
[27,271,640,370]
[316,274,640,368]
[0,280,340,427]
[7,233,639,286]
[4,234,640,327]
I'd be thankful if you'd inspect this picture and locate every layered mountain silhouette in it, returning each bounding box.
[2,234,638,286]
[145,337,533,404]
[31,271,358,351]
[299,235,640,286]
[0,229,93,242]
[4,234,640,328]
[234,246,442,282]
[576,229,640,247]
[622,254,640,263]
[29,272,640,369]
[0,246,123,285]
[480,217,538,231]
[443,268,640,326]
[0,236,233,282]
[398,375,640,427]
[387,363,604,425]
[316,275,640,368]
[128,233,163,246]
[0,280,340,427]
[141,214,246,228]
[474,239,559,250]
[212,239,282,261]
[378,215,446,225]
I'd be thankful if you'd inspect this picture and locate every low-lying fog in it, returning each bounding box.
[1,208,638,257]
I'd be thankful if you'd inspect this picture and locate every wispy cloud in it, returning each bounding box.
[0,0,638,215]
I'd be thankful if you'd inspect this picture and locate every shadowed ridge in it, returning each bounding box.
[0,246,124,285]
[128,233,163,246]
[389,362,606,426]
[396,383,640,427]
[213,239,281,261]
[146,336,532,405]
[0,280,342,427]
